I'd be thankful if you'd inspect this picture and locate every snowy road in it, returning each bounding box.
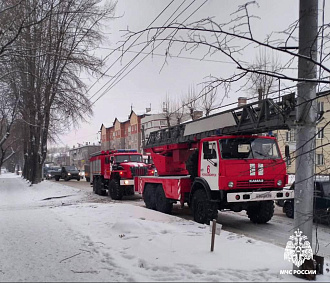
[0,177,134,281]
[1,174,330,282]
[52,178,330,259]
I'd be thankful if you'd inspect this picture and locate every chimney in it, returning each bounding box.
[238,97,247,107]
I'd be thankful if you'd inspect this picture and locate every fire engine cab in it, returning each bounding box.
[89,149,154,200]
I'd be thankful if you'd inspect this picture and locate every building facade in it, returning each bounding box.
[101,110,145,152]
[69,143,101,171]
[276,91,330,177]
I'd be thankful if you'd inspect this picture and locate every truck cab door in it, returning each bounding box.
[200,141,219,190]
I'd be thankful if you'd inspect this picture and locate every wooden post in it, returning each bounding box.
[210,219,217,252]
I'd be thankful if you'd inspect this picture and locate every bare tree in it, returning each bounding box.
[185,85,199,120]
[201,85,217,117]
[245,49,282,100]
[123,2,330,97]
[1,0,116,183]
[173,97,185,125]
[162,94,174,128]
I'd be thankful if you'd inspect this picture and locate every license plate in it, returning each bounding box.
[255,193,272,199]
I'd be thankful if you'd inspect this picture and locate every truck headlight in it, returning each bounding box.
[228,181,234,188]
[277,180,282,186]
[124,180,129,185]
[68,173,71,176]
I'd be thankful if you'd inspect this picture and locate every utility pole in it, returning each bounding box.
[294,0,318,272]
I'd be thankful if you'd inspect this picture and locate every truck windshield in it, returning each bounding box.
[219,138,280,160]
[115,155,142,163]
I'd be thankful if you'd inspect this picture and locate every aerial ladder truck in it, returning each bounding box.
[135,94,296,224]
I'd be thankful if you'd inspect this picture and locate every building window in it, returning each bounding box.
[317,101,324,112]
[160,120,166,126]
[317,127,324,139]
[285,129,296,142]
[316,154,324,165]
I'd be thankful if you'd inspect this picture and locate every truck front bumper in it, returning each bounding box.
[120,179,134,186]
[227,189,294,203]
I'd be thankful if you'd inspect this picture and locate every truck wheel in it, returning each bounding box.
[109,180,123,200]
[284,201,294,219]
[143,184,156,209]
[247,201,274,224]
[77,178,80,181]
[186,150,199,180]
[96,178,107,196]
[155,185,173,214]
[55,176,60,181]
[192,189,218,224]
[93,178,97,194]
[86,177,90,182]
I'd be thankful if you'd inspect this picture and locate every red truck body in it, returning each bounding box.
[89,149,154,199]
[135,95,296,224]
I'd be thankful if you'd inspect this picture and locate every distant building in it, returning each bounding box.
[101,110,145,153]
[54,152,70,166]
[69,143,101,170]
[100,107,203,153]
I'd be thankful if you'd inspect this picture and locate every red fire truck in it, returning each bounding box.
[89,149,154,200]
[135,94,296,224]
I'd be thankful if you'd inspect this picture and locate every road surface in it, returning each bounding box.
[52,178,330,259]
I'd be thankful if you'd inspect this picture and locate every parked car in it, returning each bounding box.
[45,166,61,180]
[280,181,330,224]
[53,165,81,181]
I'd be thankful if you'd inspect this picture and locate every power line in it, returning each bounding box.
[97,46,236,64]
[89,0,191,102]
[87,0,176,99]
[90,0,208,106]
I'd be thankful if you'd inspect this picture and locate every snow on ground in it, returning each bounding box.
[1,172,330,282]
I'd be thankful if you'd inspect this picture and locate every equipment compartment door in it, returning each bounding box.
[200,141,219,190]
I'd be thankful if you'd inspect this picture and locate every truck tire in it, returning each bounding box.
[192,189,218,224]
[247,201,274,224]
[284,201,294,219]
[109,179,123,200]
[93,178,97,194]
[96,178,107,196]
[55,176,60,181]
[155,185,173,214]
[86,177,90,182]
[143,184,156,209]
[186,150,199,180]
[77,178,80,181]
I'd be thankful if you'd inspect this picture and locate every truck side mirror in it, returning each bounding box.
[285,145,290,158]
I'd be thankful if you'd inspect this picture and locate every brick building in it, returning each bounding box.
[101,110,145,152]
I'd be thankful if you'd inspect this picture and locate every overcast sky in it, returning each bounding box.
[55,0,305,148]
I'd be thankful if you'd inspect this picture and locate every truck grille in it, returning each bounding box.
[130,166,147,177]
[236,179,274,188]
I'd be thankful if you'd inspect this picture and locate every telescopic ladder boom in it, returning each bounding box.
[145,93,296,149]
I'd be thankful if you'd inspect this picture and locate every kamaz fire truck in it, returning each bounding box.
[135,94,296,224]
[89,149,155,200]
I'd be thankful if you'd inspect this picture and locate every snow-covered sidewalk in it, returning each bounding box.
[0,173,329,282]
